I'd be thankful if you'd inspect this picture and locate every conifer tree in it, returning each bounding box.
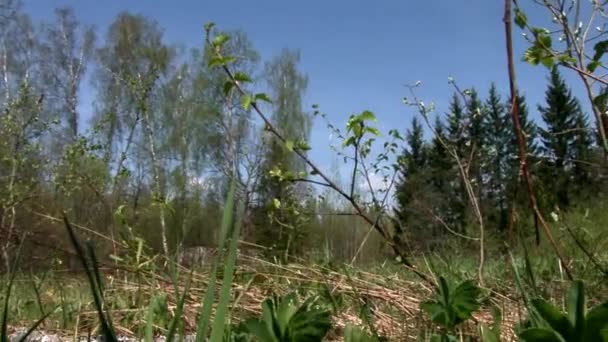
[538,67,591,208]
[482,84,510,230]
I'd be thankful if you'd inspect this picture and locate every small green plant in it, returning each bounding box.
[241,292,332,342]
[517,280,608,342]
[420,276,482,341]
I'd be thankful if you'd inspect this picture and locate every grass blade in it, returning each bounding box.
[209,191,244,342]
[62,212,117,342]
[17,305,60,342]
[195,180,236,341]
[166,271,193,342]
[1,236,24,342]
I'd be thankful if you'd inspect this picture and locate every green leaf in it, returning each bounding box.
[223,81,234,97]
[567,281,585,338]
[588,60,602,72]
[204,22,215,33]
[208,56,236,68]
[364,126,381,136]
[421,302,452,328]
[241,95,252,110]
[558,55,577,65]
[209,181,244,342]
[342,136,357,147]
[592,40,608,63]
[451,280,481,323]
[234,72,252,83]
[358,110,377,122]
[530,298,572,339]
[480,325,500,342]
[583,301,608,341]
[537,33,552,49]
[515,8,528,29]
[285,140,294,152]
[255,93,272,103]
[212,34,230,48]
[518,328,565,342]
[295,140,312,151]
[194,181,236,341]
[594,92,608,109]
[541,56,555,69]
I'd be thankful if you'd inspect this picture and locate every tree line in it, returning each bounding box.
[394,68,607,251]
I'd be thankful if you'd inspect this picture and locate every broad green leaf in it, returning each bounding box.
[255,93,272,103]
[515,8,528,29]
[584,301,608,341]
[421,302,451,327]
[233,72,252,83]
[530,298,572,339]
[451,280,481,323]
[241,95,252,110]
[518,328,565,342]
[566,281,585,338]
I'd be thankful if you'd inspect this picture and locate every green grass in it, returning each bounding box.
[1,201,608,341]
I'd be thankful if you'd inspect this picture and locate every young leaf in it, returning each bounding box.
[566,281,585,338]
[285,140,294,152]
[212,34,230,48]
[208,56,236,68]
[204,22,215,33]
[223,81,235,97]
[234,72,252,83]
[241,95,253,110]
[515,8,528,29]
[255,93,272,103]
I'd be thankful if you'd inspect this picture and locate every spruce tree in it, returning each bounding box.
[445,93,468,231]
[394,117,429,235]
[538,67,590,208]
[482,84,510,231]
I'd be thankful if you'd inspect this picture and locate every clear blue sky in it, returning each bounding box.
[23,0,592,176]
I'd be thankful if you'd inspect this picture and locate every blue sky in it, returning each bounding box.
[23,0,593,182]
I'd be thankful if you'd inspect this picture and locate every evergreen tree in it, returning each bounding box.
[465,88,485,210]
[445,94,468,231]
[538,67,591,208]
[394,117,433,247]
[482,84,510,231]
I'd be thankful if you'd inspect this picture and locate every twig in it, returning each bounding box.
[504,0,573,280]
